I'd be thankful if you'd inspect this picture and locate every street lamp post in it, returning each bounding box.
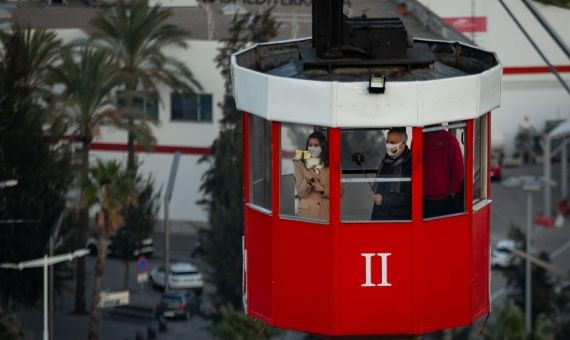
[0,249,90,340]
[0,179,18,188]
[522,178,541,335]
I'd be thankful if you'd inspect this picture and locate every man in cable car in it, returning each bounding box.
[371,128,412,220]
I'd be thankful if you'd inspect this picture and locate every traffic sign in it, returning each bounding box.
[136,256,149,274]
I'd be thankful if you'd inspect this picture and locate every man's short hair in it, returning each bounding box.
[388,127,408,143]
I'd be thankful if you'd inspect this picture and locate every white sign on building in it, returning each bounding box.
[99,290,130,309]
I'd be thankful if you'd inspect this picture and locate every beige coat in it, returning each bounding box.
[294,160,330,220]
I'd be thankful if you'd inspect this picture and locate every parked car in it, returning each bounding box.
[491,239,517,268]
[149,262,203,290]
[490,159,502,181]
[155,290,201,320]
[86,236,154,258]
[490,150,503,181]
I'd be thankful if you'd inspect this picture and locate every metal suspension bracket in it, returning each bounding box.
[302,0,434,72]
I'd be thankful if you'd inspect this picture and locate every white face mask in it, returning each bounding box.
[386,142,402,157]
[307,146,322,158]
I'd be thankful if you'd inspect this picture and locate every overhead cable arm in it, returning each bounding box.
[498,0,570,96]
[520,0,570,61]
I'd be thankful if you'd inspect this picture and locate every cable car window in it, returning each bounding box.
[473,114,489,203]
[341,127,412,222]
[249,115,272,212]
[280,123,329,222]
[422,122,466,219]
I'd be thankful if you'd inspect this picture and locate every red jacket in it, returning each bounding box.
[423,130,464,200]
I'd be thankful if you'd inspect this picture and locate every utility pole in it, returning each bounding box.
[522,178,541,335]
[164,152,181,292]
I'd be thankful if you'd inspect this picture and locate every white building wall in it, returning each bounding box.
[417,0,570,154]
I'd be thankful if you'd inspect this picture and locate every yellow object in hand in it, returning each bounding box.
[295,150,311,161]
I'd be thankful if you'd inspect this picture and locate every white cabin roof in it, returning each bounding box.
[232,38,502,128]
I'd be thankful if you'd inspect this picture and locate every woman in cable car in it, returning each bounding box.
[294,131,330,220]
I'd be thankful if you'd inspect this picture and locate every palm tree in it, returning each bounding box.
[81,160,136,340]
[90,0,201,170]
[50,45,123,313]
[0,24,63,101]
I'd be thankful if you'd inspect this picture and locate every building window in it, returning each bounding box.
[473,115,489,203]
[280,123,329,222]
[249,115,272,212]
[117,91,159,120]
[340,128,412,222]
[171,93,213,122]
[422,122,466,219]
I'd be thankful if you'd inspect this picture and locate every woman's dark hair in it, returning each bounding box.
[305,130,329,167]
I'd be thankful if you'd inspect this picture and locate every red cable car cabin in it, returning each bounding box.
[232,6,501,336]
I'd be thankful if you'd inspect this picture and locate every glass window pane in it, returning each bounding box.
[423,123,466,218]
[171,93,213,122]
[473,115,489,202]
[171,93,198,121]
[117,91,158,120]
[341,128,412,222]
[250,115,272,211]
[341,130,386,171]
[280,124,329,222]
[473,118,482,202]
[199,94,213,122]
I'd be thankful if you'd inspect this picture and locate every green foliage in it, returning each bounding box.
[494,224,570,339]
[113,171,160,260]
[534,313,556,340]
[552,282,570,340]
[90,0,202,169]
[0,24,63,103]
[535,0,570,9]
[502,226,556,325]
[90,0,201,95]
[485,300,526,339]
[485,305,557,340]
[0,310,27,340]
[210,304,280,340]
[0,25,72,308]
[82,159,137,237]
[51,45,122,144]
[199,8,279,310]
